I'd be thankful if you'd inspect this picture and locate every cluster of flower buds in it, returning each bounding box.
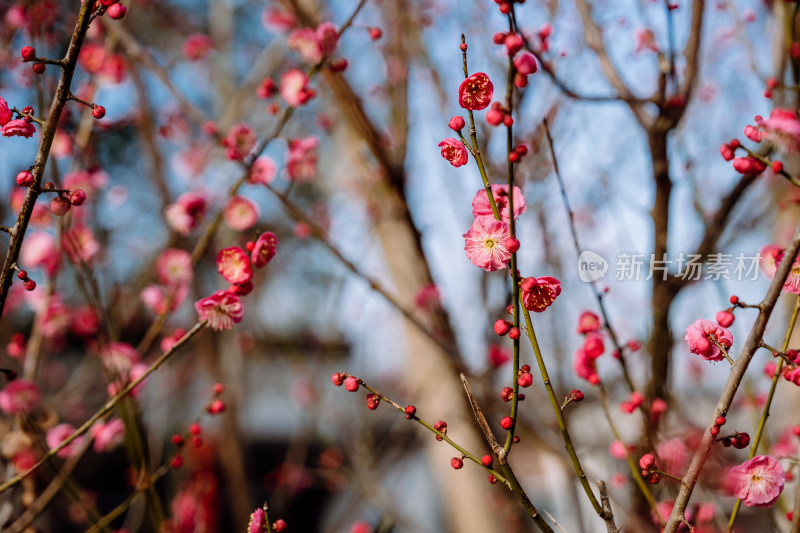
[15,268,36,292]
[639,453,661,484]
[433,420,448,441]
[719,431,750,449]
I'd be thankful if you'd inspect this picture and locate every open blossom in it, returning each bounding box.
[288,28,323,63]
[107,363,148,399]
[438,138,468,167]
[248,156,277,185]
[784,255,800,294]
[164,192,207,235]
[223,196,259,231]
[62,225,100,265]
[756,109,800,153]
[70,305,101,337]
[577,311,601,333]
[488,344,511,367]
[458,72,494,110]
[583,333,604,358]
[0,97,11,125]
[472,185,527,223]
[280,69,314,107]
[656,438,688,475]
[217,247,253,284]
[760,244,783,279]
[286,136,319,181]
[0,379,41,415]
[21,231,61,276]
[46,424,84,458]
[101,343,142,377]
[574,348,600,384]
[252,232,278,268]
[316,22,339,56]
[183,33,214,61]
[141,283,188,314]
[222,123,256,161]
[91,418,125,453]
[195,290,244,330]
[521,276,561,312]
[156,248,194,287]
[262,6,296,31]
[248,508,266,533]
[684,319,733,361]
[463,218,511,271]
[729,455,785,507]
[2,118,35,138]
[289,23,338,63]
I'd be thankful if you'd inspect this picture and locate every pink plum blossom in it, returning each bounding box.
[183,34,214,61]
[684,319,733,361]
[573,348,600,385]
[0,379,41,415]
[280,69,314,107]
[288,28,323,63]
[472,185,527,224]
[577,311,601,333]
[222,123,257,161]
[62,225,100,265]
[783,256,800,294]
[46,423,84,458]
[223,196,260,231]
[156,248,194,287]
[521,276,561,312]
[91,418,126,453]
[760,244,783,279]
[0,97,11,125]
[583,333,604,358]
[2,118,35,138]
[463,218,512,271]
[70,305,101,338]
[141,283,188,314]
[252,232,278,268]
[286,136,319,181]
[656,438,688,475]
[756,109,800,153]
[316,22,339,56]
[195,291,244,330]
[438,138,468,167]
[21,231,61,276]
[249,508,266,533]
[513,52,538,75]
[217,247,253,284]
[262,6,296,31]
[729,455,785,507]
[248,156,277,185]
[488,344,511,367]
[101,343,142,377]
[458,72,493,110]
[164,192,207,235]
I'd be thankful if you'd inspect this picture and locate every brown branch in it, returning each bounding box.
[0,1,94,320]
[678,0,706,101]
[664,218,800,532]
[460,374,503,460]
[572,0,649,125]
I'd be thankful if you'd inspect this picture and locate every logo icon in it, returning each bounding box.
[578,251,608,282]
